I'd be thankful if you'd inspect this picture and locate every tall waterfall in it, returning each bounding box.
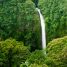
[36,8,46,50]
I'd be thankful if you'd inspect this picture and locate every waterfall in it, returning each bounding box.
[36,8,46,50]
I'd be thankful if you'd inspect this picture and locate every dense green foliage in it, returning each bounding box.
[0,0,41,50]
[0,38,30,67]
[26,50,46,65]
[20,63,48,67]
[29,63,48,67]
[20,50,47,67]
[21,36,67,67]
[46,36,67,67]
[0,0,67,67]
[39,0,67,43]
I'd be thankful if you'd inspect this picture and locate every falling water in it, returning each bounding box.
[36,8,46,50]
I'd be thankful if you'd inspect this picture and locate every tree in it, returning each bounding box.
[26,50,46,66]
[46,36,67,67]
[0,38,30,67]
[39,0,67,43]
[0,0,41,51]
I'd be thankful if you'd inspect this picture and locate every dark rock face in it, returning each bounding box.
[32,0,38,7]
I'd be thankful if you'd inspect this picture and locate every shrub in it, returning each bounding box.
[20,63,48,67]
[29,63,48,67]
[0,38,30,67]
[46,36,67,67]
[26,50,46,66]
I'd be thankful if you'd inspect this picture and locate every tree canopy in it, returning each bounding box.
[0,38,30,67]
[0,0,67,67]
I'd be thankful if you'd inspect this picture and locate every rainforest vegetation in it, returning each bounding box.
[0,0,67,67]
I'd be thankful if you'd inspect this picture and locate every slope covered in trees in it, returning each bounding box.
[39,0,67,43]
[0,0,67,67]
[0,0,41,50]
[0,39,30,67]
[20,36,67,67]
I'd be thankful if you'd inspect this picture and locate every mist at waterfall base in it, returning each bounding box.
[36,8,46,51]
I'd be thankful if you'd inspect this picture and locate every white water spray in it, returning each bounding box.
[36,8,46,50]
